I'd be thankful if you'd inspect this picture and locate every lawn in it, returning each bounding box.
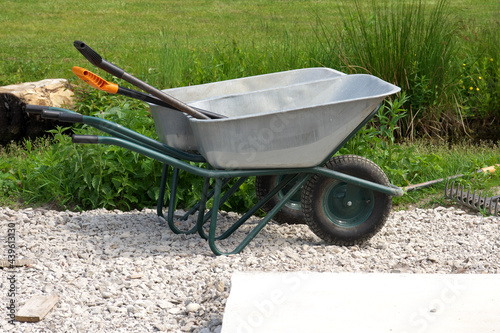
[1,0,499,211]
[1,0,498,86]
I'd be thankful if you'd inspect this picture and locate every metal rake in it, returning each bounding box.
[445,179,500,216]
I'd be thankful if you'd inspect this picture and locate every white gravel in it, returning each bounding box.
[1,205,499,332]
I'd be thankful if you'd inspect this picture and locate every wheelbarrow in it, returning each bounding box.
[26,46,403,255]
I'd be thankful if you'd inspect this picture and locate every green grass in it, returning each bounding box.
[391,140,500,210]
[2,0,497,133]
[0,0,335,85]
[1,0,498,84]
[1,0,499,212]
[2,90,499,212]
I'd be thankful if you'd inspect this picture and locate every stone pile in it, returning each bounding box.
[1,206,498,332]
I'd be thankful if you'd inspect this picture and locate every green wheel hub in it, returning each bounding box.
[322,181,374,228]
[276,175,302,210]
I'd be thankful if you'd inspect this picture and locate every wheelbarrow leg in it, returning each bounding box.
[200,175,289,242]
[178,177,232,223]
[216,174,301,241]
[157,164,198,234]
[157,164,196,232]
[195,177,212,239]
[156,163,170,220]
[208,174,311,256]
[197,176,249,240]
[157,163,241,237]
[163,167,198,235]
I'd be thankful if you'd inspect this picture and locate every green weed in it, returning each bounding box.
[1,0,499,212]
[457,20,500,119]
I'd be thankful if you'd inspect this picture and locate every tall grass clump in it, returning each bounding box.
[314,0,459,138]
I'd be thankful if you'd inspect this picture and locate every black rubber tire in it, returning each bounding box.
[255,175,305,224]
[302,155,392,245]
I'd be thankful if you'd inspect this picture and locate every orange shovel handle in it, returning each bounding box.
[72,66,119,94]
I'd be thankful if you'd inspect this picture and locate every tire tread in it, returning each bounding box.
[302,155,392,246]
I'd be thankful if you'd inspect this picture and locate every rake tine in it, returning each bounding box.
[483,195,491,215]
[444,176,500,215]
[465,188,471,207]
[445,179,452,199]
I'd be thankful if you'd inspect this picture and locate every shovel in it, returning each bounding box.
[73,40,224,120]
[71,66,225,119]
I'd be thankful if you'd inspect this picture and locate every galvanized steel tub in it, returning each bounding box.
[188,74,400,169]
[149,68,345,151]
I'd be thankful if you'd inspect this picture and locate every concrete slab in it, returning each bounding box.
[221,272,500,333]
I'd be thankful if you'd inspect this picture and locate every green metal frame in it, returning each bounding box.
[37,106,404,255]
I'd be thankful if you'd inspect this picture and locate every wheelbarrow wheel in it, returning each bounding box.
[255,175,305,224]
[302,155,392,245]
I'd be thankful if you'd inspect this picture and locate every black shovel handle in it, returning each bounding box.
[74,41,213,120]
[73,41,125,78]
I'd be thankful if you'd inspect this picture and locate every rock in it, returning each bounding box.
[153,323,168,331]
[0,79,74,108]
[216,280,225,293]
[101,291,113,299]
[42,284,54,294]
[186,303,201,313]
[168,307,181,314]
[129,273,143,279]
[181,321,195,331]
[207,318,223,329]
[157,300,174,309]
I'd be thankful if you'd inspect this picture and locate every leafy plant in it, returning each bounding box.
[457,20,500,119]
[0,164,18,197]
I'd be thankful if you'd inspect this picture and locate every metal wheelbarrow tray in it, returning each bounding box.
[149,67,346,151]
[188,73,399,169]
[28,68,403,256]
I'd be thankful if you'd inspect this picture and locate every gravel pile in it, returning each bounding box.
[1,205,499,332]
